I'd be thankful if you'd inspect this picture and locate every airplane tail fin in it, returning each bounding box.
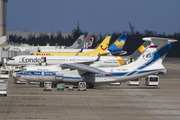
[130,41,151,60]
[76,35,94,49]
[85,36,111,56]
[88,35,94,49]
[108,33,128,55]
[66,35,84,49]
[131,37,177,74]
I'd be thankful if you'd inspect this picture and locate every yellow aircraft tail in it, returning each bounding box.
[80,36,111,56]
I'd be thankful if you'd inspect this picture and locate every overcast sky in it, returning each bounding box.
[7,0,180,35]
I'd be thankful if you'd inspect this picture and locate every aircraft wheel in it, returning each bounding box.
[14,79,17,84]
[89,84,94,89]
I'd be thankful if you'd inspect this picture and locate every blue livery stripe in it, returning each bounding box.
[63,77,81,80]
[126,71,138,76]
[137,69,165,74]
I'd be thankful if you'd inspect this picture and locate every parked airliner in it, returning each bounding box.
[12,37,177,88]
[7,40,150,67]
[34,33,128,56]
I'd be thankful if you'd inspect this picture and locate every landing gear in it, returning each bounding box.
[88,84,94,89]
[52,84,57,88]
[39,82,44,87]
[14,79,17,84]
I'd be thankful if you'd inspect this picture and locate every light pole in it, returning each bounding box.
[2,0,8,36]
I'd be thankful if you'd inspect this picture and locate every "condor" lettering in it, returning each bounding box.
[22,57,41,63]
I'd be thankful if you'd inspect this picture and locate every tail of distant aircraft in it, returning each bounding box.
[88,35,94,49]
[112,41,150,66]
[126,37,177,76]
[76,35,94,49]
[130,41,151,60]
[66,35,85,49]
[83,36,111,56]
[108,33,128,55]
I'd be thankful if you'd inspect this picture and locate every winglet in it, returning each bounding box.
[80,47,83,52]
[95,53,101,61]
[76,47,84,56]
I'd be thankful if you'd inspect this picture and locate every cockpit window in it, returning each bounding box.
[9,58,15,60]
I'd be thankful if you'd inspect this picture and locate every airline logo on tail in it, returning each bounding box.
[108,33,128,55]
[77,39,82,44]
[84,36,110,55]
[138,45,147,53]
[100,44,108,50]
[143,51,153,61]
[88,36,94,49]
[114,40,125,48]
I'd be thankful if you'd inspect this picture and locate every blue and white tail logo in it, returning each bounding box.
[143,51,153,61]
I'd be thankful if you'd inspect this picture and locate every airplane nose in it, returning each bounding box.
[12,73,16,78]
[6,61,11,65]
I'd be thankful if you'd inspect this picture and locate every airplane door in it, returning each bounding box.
[19,57,23,63]
[41,57,46,63]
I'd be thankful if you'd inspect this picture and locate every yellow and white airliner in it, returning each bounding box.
[34,36,111,56]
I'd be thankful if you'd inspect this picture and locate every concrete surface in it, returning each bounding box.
[0,58,180,120]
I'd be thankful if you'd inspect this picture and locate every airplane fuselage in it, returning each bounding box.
[7,55,129,67]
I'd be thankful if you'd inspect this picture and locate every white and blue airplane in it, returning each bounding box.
[12,37,177,88]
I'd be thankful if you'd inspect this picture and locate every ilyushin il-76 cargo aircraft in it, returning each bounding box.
[12,37,177,88]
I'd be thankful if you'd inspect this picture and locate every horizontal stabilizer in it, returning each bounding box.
[143,37,178,42]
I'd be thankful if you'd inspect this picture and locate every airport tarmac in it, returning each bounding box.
[0,58,180,120]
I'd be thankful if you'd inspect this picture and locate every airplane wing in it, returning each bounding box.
[60,63,108,75]
[67,54,101,66]
[73,61,96,66]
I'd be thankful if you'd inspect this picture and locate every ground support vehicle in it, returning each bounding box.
[57,84,65,91]
[145,75,159,86]
[0,80,8,96]
[128,78,141,86]
[44,82,52,91]
[78,82,86,91]
[0,69,9,79]
[68,85,74,91]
